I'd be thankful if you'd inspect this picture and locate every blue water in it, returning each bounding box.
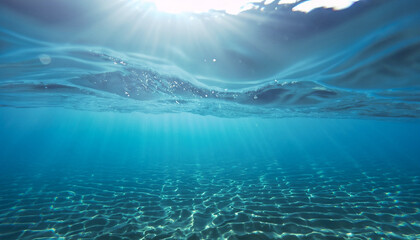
[1,0,420,239]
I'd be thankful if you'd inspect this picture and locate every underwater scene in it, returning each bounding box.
[0,0,420,239]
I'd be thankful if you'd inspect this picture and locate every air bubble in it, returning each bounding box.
[39,54,51,65]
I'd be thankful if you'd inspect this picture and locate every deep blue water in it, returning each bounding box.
[1,0,420,239]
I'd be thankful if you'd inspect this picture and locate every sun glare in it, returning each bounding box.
[142,0,260,15]
[134,0,360,15]
[292,0,360,13]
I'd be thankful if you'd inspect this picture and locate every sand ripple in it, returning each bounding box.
[0,160,419,239]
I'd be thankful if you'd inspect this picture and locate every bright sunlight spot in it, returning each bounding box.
[141,0,260,15]
[292,0,360,13]
[136,0,360,15]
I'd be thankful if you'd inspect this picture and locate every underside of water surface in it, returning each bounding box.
[1,0,420,118]
[0,0,420,239]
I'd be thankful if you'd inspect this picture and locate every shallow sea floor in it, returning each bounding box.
[1,159,419,240]
[0,109,419,239]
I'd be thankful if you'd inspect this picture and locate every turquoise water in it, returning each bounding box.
[1,0,420,239]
